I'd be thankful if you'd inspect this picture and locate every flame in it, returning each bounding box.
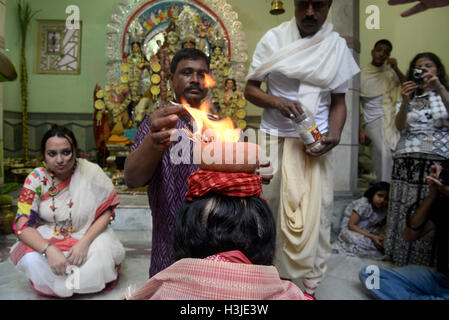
[204,72,216,89]
[181,98,240,143]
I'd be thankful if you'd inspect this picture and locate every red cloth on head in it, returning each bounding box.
[185,170,263,201]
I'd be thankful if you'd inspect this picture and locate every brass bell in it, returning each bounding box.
[270,0,285,15]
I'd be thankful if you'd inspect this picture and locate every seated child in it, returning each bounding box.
[332,182,390,260]
[359,162,449,300]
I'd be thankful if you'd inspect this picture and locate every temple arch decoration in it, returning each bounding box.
[103,0,249,129]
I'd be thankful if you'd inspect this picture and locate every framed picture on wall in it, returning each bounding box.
[35,20,82,74]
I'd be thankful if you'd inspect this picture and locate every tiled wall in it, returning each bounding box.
[3,111,96,159]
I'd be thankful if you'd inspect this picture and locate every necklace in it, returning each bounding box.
[48,171,74,238]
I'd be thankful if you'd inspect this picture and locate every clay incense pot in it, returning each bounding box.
[194,141,260,173]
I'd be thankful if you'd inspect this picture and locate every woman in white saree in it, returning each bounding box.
[10,125,125,297]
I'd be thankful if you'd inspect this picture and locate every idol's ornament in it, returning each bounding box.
[98,0,249,147]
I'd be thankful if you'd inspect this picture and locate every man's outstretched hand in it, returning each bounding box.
[388,0,449,17]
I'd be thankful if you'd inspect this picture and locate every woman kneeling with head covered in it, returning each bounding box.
[128,171,305,300]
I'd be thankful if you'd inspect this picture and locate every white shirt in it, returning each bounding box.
[261,71,348,137]
[360,64,400,124]
[360,95,384,124]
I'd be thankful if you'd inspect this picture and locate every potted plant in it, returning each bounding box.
[17,0,40,161]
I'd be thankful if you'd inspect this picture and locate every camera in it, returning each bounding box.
[412,68,424,85]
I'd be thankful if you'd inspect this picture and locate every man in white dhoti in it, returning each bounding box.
[359,39,406,182]
[244,0,359,295]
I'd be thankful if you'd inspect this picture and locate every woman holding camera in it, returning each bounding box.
[384,52,449,267]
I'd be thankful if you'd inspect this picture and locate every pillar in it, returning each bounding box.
[329,0,360,194]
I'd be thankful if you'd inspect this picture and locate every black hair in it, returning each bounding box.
[40,124,78,158]
[364,181,390,204]
[211,45,223,53]
[225,78,237,91]
[170,48,210,75]
[173,194,276,265]
[131,41,142,49]
[374,39,393,52]
[406,52,449,90]
[182,39,196,48]
[293,0,333,9]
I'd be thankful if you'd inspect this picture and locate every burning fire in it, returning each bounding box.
[178,72,240,143]
[181,97,241,143]
[204,72,216,89]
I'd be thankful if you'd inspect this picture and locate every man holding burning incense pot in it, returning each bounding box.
[124,48,209,277]
[244,0,359,295]
[125,48,269,277]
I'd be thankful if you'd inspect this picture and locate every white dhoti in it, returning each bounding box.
[360,64,402,178]
[364,117,394,182]
[262,135,333,293]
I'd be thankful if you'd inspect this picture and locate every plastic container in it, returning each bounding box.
[292,113,325,153]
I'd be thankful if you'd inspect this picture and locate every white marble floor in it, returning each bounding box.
[0,229,394,300]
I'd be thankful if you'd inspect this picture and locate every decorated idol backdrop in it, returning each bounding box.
[93,0,249,166]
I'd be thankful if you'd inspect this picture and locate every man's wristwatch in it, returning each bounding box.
[41,243,52,258]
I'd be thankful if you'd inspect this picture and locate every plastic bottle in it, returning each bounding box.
[292,112,325,152]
